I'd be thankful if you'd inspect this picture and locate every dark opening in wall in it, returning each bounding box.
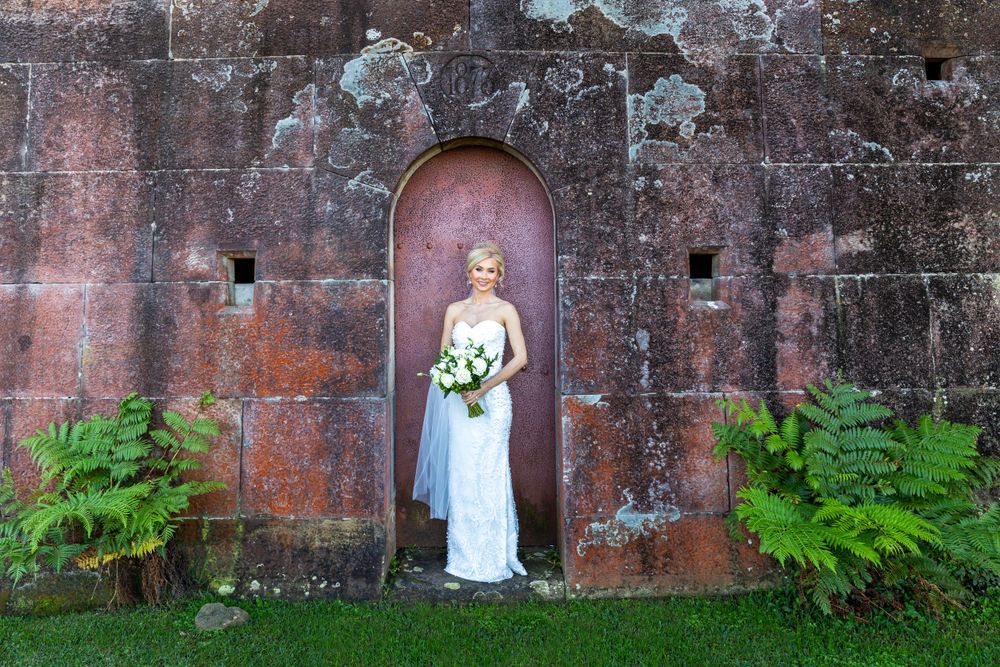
[221,252,256,307]
[922,46,960,83]
[924,57,948,81]
[689,250,720,301]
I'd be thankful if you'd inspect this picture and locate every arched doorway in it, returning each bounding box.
[392,142,556,547]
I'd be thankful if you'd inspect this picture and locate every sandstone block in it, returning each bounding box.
[929,276,1000,388]
[823,1,1000,55]
[765,167,836,275]
[564,514,736,594]
[561,394,729,517]
[159,58,314,169]
[315,53,438,192]
[471,0,820,58]
[27,61,167,171]
[833,166,1000,275]
[628,55,761,165]
[152,170,389,281]
[505,52,628,191]
[0,173,154,284]
[171,0,469,58]
[82,282,386,399]
[0,0,168,62]
[837,276,933,389]
[632,165,768,277]
[0,65,28,171]
[0,286,83,398]
[242,398,387,519]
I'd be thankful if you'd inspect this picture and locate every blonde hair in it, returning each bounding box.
[465,242,506,286]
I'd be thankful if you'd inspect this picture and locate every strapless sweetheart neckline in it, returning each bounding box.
[453,319,505,332]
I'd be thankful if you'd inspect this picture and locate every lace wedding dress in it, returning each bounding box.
[443,319,527,582]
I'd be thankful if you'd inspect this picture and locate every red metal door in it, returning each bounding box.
[393,145,556,546]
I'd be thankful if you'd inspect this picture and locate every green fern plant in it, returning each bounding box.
[0,392,226,605]
[712,378,1000,614]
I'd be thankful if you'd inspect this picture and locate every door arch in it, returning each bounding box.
[392,141,556,547]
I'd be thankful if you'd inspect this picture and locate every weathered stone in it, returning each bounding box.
[0,0,168,62]
[82,282,386,399]
[774,276,837,391]
[941,390,1000,458]
[0,286,83,398]
[641,277,778,392]
[765,167,836,275]
[0,173,154,284]
[765,56,1000,164]
[195,602,250,631]
[561,394,728,517]
[554,171,633,278]
[404,51,526,144]
[832,166,1000,275]
[315,52,438,192]
[505,52,628,191]
[760,56,832,163]
[558,277,639,394]
[174,518,388,601]
[472,0,820,58]
[1,570,114,616]
[171,0,469,58]
[28,61,168,171]
[828,56,1000,164]
[159,58,314,169]
[389,547,566,603]
[152,170,389,281]
[632,165,768,276]
[560,276,790,394]
[823,0,1000,56]
[236,519,387,600]
[929,276,1000,389]
[628,55,761,165]
[0,65,28,171]
[837,276,933,389]
[565,514,738,594]
[242,399,387,518]
[1,399,79,495]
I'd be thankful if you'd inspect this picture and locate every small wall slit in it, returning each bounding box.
[221,251,257,307]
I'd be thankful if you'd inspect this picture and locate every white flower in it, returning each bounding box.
[472,358,488,375]
[455,368,472,385]
[439,373,455,388]
[430,368,441,381]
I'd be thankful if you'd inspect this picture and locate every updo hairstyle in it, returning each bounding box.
[465,242,506,287]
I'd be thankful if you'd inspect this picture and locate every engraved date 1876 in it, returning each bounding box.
[440,55,500,104]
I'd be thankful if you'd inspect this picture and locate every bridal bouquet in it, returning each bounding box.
[420,341,499,418]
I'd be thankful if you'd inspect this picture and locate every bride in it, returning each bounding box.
[413,241,529,582]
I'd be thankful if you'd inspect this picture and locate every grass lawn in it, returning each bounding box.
[2,587,999,666]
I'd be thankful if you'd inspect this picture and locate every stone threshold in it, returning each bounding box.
[388,547,566,603]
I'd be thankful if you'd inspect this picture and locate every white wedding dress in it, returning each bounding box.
[444,319,527,582]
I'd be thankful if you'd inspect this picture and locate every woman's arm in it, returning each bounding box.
[439,303,458,353]
[461,304,528,405]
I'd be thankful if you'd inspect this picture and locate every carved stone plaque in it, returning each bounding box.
[439,55,500,104]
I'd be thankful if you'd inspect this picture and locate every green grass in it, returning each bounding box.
[2,587,999,666]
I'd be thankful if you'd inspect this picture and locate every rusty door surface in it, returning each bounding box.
[393,145,556,547]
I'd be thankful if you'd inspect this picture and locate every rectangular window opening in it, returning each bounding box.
[221,252,256,307]
[922,46,960,83]
[924,57,948,81]
[689,250,720,302]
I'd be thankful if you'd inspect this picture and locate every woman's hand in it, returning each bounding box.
[461,388,486,406]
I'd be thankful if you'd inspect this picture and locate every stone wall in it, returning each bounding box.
[1,1,999,604]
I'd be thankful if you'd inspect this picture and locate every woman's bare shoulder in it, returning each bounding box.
[497,300,520,320]
[444,300,467,317]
